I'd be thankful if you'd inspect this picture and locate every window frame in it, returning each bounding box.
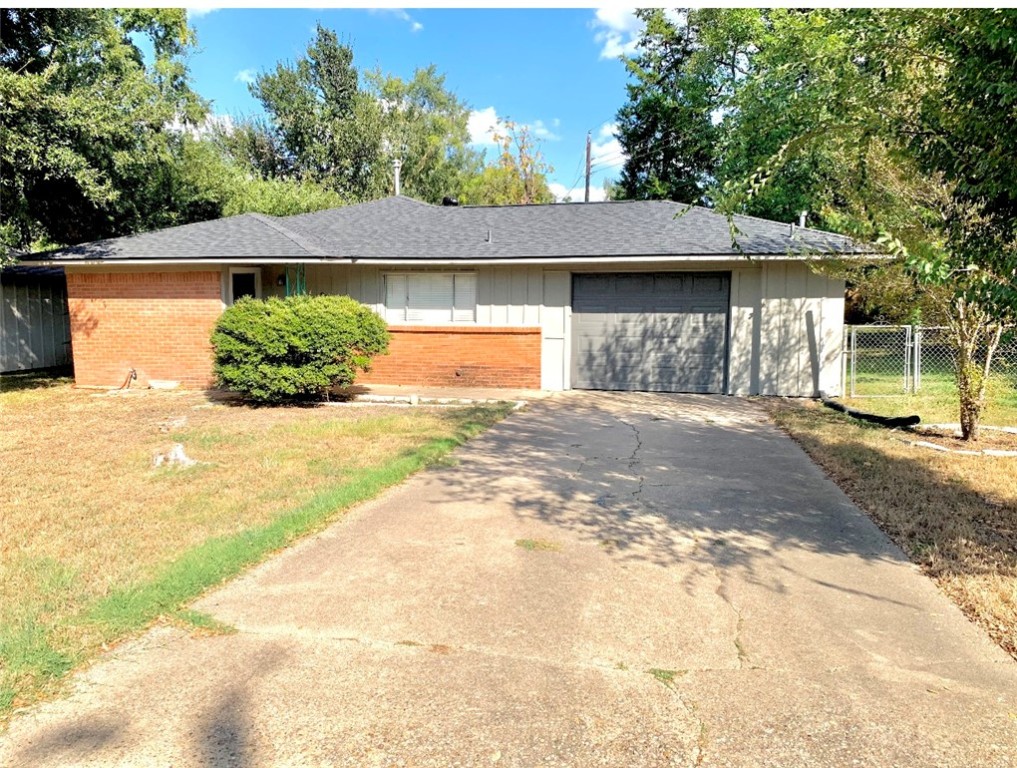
[227,267,262,305]
[383,271,478,325]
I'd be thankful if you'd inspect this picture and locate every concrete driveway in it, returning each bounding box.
[3,392,1016,767]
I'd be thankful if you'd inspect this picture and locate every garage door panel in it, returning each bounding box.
[572,272,729,393]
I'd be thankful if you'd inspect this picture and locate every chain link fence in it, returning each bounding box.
[843,324,1017,398]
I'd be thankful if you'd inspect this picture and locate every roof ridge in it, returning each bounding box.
[724,208,852,240]
[246,212,328,257]
[389,195,435,207]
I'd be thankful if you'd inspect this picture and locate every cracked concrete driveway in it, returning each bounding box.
[3,392,1016,767]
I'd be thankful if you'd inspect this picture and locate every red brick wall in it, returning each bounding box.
[360,326,542,388]
[67,271,222,388]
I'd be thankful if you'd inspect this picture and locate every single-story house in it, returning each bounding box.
[20,196,863,396]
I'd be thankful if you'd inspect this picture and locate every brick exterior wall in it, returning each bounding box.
[66,271,222,388]
[360,326,542,389]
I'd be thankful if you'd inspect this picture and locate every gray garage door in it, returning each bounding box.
[572,272,730,393]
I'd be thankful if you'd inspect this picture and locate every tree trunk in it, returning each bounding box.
[948,297,1003,442]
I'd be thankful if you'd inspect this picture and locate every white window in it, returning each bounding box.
[384,273,477,324]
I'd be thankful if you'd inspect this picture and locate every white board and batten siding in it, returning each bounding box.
[729,264,844,397]
[1,270,72,374]
[298,261,843,397]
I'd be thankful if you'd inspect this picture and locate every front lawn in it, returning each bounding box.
[0,374,511,721]
[767,398,1017,661]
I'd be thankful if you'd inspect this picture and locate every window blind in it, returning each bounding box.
[384,273,476,323]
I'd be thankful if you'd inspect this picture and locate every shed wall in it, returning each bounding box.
[1,270,72,373]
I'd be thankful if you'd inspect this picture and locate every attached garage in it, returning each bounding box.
[25,196,862,397]
[571,272,730,393]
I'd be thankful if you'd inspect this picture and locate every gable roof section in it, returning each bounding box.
[25,196,865,264]
[30,213,325,262]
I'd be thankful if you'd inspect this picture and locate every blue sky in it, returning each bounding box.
[184,7,644,201]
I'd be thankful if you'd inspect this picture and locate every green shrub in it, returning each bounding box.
[211,295,389,403]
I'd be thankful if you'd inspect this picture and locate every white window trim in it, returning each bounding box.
[383,271,477,325]
[227,267,262,305]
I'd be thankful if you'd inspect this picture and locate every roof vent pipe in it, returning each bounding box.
[799,210,807,228]
[393,158,402,196]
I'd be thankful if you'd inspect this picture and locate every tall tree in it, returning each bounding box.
[460,120,554,205]
[614,9,761,204]
[716,9,1017,438]
[363,65,480,203]
[0,8,205,252]
[250,25,376,200]
[249,25,479,204]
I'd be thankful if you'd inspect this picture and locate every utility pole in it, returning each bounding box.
[584,131,592,203]
[393,158,402,196]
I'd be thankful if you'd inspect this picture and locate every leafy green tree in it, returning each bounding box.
[0,8,205,253]
[213,116,295,181]
[171,136,344,219]
[363,66,481,202]
[460,120,554,205]
[250,25,377,199]
[716,9,1017,438]
[614,9,760,204]
[249,25,479,204]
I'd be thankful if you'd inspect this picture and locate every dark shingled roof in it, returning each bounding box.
[28,196,863,263]
[31,213,325,261]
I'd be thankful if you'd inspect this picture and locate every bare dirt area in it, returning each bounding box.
[908,425,1017,452]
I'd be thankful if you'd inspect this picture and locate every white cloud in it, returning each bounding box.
[167,113,235,140]
[469,108,562,146]
[549,182,609,204]
[186,7,219,20]
[590,122,626,170]
[532,119,560,142]
[468,107,500,145]
[234,69,256,85]
[367,8,423,33]
[590,8,642,60]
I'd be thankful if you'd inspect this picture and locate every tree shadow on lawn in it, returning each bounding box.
[0,367,73,393]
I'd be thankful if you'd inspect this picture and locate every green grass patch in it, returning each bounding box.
[646,667,684,687]
[841,369,1017,425]
[515,538,562,552]
[169,610,237,636]
[1,401,512,723]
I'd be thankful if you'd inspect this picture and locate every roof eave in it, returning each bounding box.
[18,248,881,268]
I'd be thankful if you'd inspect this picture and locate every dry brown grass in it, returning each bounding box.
[767,398,1017,660]
[0,376,508,714]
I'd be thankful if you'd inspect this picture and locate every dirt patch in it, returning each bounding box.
[908,426,1017,452]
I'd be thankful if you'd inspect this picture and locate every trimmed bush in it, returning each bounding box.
[211,294,389,403]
